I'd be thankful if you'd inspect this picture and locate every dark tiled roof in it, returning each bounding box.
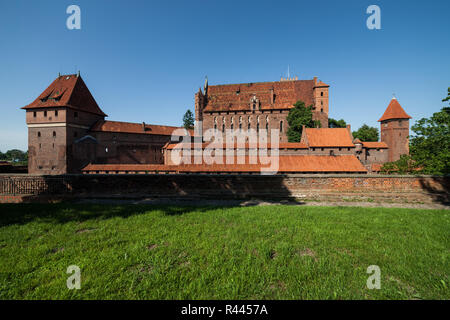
[90,120,193,136]
[22,74,107,117]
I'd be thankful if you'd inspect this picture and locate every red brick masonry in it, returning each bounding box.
[0,174,448,204]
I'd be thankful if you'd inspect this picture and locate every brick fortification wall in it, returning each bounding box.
[0,174,448,204]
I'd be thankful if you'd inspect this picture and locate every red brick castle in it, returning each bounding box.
[22,74,411,175]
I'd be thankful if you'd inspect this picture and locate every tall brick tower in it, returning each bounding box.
[22,73,107,174]
[378,97,412,162]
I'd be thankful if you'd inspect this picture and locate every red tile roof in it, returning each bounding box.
[378,98,411,122]
[90,120,193,136]
[362,141,388,149]
[163,142,308,150]
[203,79,317,112]
[82,155,367,173]
[303,128,355,147]
[22,74,107,117]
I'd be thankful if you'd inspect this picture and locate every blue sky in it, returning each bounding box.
[1,0,449,151]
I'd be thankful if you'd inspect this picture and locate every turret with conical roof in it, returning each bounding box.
[379,97,411,162]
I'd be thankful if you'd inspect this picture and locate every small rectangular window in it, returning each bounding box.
[55,110,58,117]
[33,111,36,117]
[44,111,47,117]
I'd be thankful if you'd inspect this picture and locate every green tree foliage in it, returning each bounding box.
[352,124,379,142]
[380,155,418,174]
[328,118,347,128]
[182,109,194,129]
[409,106,450,175]
[286,101,320,142]
[442,87,450,103]
[0,149,27,164]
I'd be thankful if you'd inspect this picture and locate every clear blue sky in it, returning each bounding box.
[1,0,449,151]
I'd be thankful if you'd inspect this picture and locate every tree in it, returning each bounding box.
[409,106,450,175]
[328,118,347,128]
[182,109,194,130]
[4,149,27,162]
[286,101,320,142]
[352,124,379,142]
[380,154,418,174]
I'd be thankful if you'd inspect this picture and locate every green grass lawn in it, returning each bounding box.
[0,203,448,299]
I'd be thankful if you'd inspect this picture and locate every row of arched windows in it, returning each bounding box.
[37,131,57,137]
[213,116,284,133]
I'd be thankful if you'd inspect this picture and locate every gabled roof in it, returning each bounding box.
[90,120,194,136]
[303,128,355,148]
[22,74,107,117]
[82,155,367,173]
[378,98,411,122]
[203,79,316,112]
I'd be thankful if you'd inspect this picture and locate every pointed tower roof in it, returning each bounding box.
[378,97,411,122]
[22,74,107,117]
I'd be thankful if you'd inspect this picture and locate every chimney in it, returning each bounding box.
[346,124,353,139]
[142,122,146,132]
[313,76,318,85]
[270,88,274,104]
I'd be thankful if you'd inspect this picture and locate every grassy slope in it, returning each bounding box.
[0,204,448,299]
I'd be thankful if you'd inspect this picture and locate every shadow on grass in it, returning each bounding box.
[0,203,227,227]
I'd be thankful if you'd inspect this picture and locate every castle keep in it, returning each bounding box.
[22,74,411,175]
[195,77,329,142]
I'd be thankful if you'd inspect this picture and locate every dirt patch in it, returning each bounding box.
[76,197,449,210]
[297,248,318,261]
[389,276,418,298]
[269,281,287,291]
[147,244,158,250]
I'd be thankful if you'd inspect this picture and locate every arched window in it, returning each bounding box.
[53,131,56,137]
[214,117,217,130]
[230,117,234,130]
[280,121,283,132]
[222,117,225,132]
[239,116,242,132]
[37,131,41,137]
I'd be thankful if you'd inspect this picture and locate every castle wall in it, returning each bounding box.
[1,174,448,206]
